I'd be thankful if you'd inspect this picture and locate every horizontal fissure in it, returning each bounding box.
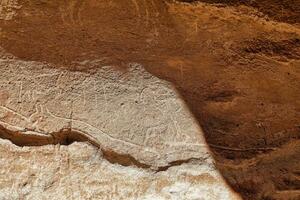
[0,125,200,171]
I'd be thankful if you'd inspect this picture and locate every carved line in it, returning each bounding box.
[0,105,31,123]
[45,108,159,154]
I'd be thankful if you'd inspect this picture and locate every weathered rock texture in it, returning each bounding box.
[0,0,300,199]
[0,60,207,168]
[0,0,20,20]
[0,58,240,199]
[0,139,239,200]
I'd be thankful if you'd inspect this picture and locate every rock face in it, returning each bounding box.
[0,60,206,168]
[0,58,240,199]
[0,0,20,20]
[0,140,239,200]
[0,0,300,200]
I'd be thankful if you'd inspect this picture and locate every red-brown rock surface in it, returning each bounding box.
[0,0,299,199]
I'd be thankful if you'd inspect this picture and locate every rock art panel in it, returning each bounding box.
[0,58,241,199]
[0,59,209,168]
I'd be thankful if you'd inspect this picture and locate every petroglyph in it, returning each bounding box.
[0,57,242,199]
[0,58,207,167]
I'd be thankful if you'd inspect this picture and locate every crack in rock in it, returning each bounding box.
[0,124,206,171]
[0,59,208,169]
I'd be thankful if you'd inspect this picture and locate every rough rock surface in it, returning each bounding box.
[0,58,240,199]
[0,139,239,200]
[0,59,207,168]
[0,0,20,20]
[0,0,299,199]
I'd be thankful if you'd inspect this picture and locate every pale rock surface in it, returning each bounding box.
[0,58,241,199]
[0,59,206,167]
[0,139,239,200]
